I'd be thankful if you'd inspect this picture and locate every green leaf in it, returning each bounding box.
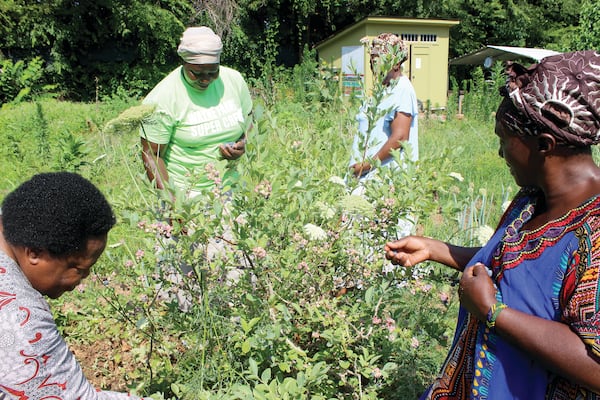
[261,367,272,382]
[241,339,251,354]
[240,316,261,334]
[249,358,259,377]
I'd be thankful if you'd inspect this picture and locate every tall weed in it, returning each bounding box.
[447,63,506,122]
[0,57,57,104]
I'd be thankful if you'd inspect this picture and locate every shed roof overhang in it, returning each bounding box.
[449,45,561,66]
[315,16,460,50]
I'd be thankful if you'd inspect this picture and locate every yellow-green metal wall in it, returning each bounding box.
[315,17,459,109]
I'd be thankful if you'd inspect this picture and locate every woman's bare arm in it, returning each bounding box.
[385,236,480,272]
[140,138,169,190]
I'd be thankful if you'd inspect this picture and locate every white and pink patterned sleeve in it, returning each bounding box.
[0,254,150,400]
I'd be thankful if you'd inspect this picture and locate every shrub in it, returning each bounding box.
[0,57,51,104]
[0,66,515,399]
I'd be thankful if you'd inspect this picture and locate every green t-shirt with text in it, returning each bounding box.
[141,66,253,197]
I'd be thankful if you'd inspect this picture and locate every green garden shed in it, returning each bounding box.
[315,16,459,110]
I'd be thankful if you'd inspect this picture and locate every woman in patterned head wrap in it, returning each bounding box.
[349,33,419,181]
[385,50,600,399]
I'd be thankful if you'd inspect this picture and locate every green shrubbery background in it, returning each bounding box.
[0,61,516,399]
[2,0,598,104]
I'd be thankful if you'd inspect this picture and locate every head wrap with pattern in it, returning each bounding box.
[498,50,600,147]
[362,33,408,64]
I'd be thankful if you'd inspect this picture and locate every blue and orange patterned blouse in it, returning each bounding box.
[421,187,600,399]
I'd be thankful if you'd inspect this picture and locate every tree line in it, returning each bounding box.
[0,0,598,103]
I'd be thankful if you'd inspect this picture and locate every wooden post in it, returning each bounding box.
[456,93,464,120]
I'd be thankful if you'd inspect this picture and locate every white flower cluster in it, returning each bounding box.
[328,176,346,187]
[340,195,374,217]
[475,225,495,246]
[303,223,327,241]
[448,172,464,182]
[104,104,156,135]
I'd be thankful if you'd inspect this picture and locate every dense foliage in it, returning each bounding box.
[0,55,516,398]
[1,0,597,102]
[0,0,192,101]
[574,0,600,50]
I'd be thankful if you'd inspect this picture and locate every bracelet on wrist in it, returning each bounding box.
[486,301,507,329]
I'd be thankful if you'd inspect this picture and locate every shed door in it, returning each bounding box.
[342,46,365,97]
[409,46,430,110]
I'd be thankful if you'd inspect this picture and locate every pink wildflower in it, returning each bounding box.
[156,221,173,238]
[254,180,272,198]
[252,247,267,259]
[411,337,420,348]
[205,163,222,185]
[135,249,145,260]
[385,317,396,332]
[297,261,309,272]
[440,292,449,305]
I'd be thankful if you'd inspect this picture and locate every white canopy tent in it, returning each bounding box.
[450,45,561,66]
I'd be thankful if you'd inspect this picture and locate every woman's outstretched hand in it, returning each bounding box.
[384,236,432,267]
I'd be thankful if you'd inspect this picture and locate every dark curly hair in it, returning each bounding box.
[1,172,116,256]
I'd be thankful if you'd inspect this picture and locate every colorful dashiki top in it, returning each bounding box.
[421,188,600,400]
[0,250,149,400]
